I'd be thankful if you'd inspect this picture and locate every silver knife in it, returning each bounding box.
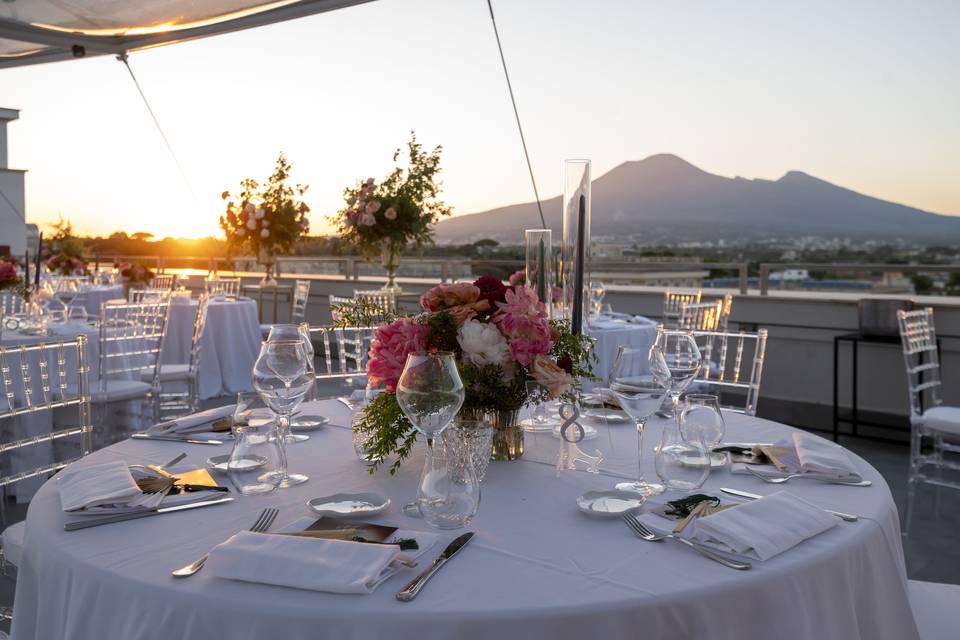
[132,433,224,445]
[720,487,859,522]
[396,532,474,601]
[64,497,234,531]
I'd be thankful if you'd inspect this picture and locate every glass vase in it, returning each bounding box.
[445,418,494,481]
[525,229,553,317]
[487,409,523,461]
[561,160,591,335]
[418,424,481,529]
[258,248,277,287]
[380,240,403,294]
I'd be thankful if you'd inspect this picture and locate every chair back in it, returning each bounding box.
[691,329,768,415]
[98,300,169,391]
[150,274,176,290]
[897,307,942,419]
[0,336,93,488]
[307,325,376,383]
[678,300,723,332]
[291,280,311,322]
[354,290,398,316]
[188,294,210,377]
[703,293,734,331]
[662,289,702,328]
[128,288,168,303]
[205,277,241,298]
[0,292,26,316]
[328,295,353,324]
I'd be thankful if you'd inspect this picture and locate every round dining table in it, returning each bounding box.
[585,314,659,389]
[160,297,262,399]
[55,284,124,317]
[11,400,918,640]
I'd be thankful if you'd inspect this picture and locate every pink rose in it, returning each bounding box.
[365,201,381,214]
[508,270,526,286]
[531,355,573,398]
[419,283,482,311]
[366,317,428,392]
[445,302,490,326]
[365,177,375,186]
[384,207,397,220]
[359,212,376,226]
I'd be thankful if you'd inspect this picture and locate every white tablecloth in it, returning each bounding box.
[160,298,262,399]
[585,315,659,389]
[11,400,918,640]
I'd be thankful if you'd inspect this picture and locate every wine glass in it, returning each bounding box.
[251,339,314,487]
[679,393,726,466]
[590,280,606,320]
[266,324,318,441]
[649,329,702,420]
[608,346,666,496]
[395,352,465,527]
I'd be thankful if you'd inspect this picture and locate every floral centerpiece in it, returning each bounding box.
[115,262,155,286]
[356,276,595,472]
[45,216,88,277]
[329,132,452,294]
[220,154,310,285]
[46,253,88,276]
[0,258,28,299]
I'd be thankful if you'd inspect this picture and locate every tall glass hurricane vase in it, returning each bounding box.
[251,339,314,487]
[562,159,591,334]
[525,229,553,319]
[396,352,466,529]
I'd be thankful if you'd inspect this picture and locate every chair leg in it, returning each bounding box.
[903,479,917,538]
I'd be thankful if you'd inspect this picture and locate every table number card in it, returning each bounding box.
[555,403,603,476]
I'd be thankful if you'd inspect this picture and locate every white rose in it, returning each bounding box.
[246,218,257,230]
[237,228,246,237]
[255,208,265,220]
[261,229,270,238]
[457,319,512,375]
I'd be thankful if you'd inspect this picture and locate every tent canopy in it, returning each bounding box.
[0,0,374,68]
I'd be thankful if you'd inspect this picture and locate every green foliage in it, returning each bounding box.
[354,392,416,475]
[330,131,452,261]
[330,297,397,328]
[425,310,459,352]
[549,319,598,396]
[459,363,526,415]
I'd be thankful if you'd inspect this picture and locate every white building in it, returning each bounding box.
[0,107,27,257]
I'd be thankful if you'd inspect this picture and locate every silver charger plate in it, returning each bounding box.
[207,453,268,473]
[308,493,391,518]
[290,415,330,431]
[576,490,645,518]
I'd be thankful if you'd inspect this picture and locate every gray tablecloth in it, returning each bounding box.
[11,400,918,640]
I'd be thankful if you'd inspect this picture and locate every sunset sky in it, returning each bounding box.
[2,0,958,239]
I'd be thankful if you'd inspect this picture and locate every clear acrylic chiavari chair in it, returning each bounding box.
[0,293,26,318]
[689,329,768,416]
[678,299,724,332]
[152,294,209,418]
[205,277,241,298]
[95,300,169,444]
[353,290,398,317]
[327,295,353,324]
[127,288,169,303]
[897,307,960,536]
[662,288,702,328]
[306,325,376,396]
[291,280,311,323]
[0,336,92,602]
[703,293,734,331]
[149,274,176,290]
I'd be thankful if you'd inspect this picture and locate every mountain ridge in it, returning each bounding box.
[435,155,958,244]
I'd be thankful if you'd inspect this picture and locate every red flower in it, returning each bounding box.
[557,353,574,374]
[473,275,511,307]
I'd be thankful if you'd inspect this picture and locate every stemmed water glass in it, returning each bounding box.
[608,346,666,496]
[590,280,606,319]
[395,352,466,528]
[251,339,314,487]
[266,324,318,442]
[649,329,702,421]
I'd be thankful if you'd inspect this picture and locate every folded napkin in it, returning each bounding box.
[148,405,235,435]
[792,432,861,479]
[642,491,838,561]
[205,531,413,594]
[58,461,142,512]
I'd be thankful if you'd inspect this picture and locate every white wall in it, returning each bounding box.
[0,169,26,255]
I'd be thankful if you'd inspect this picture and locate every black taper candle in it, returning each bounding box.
[35,232,42,287]
[571,194,586,335]
[25,250,29,286]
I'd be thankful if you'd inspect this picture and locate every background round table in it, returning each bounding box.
[585,315,659,389]
[55,284,124,317]
[160,297,262,399]
[12,400,918,640]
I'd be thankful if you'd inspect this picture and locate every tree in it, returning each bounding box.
[911,274,934,295]
[130,232,154,242]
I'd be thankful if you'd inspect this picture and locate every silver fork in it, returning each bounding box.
[744,466,872,486]
[621,513,751,570]
[172,507,278,578]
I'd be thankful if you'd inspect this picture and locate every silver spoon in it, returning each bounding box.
[745,466,872,486]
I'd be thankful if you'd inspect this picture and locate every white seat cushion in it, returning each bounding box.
[89,379,152,403]
[143,364,193,383]
[919,406,960,436]
[909,580,960,640]
[2,520,25,568]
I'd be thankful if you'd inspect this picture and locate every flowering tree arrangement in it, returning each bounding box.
[355,275,595,474]
[45,217,87,276]
[219,154,310,264]
[0,259,28,299]
[329,132,452,291]
[46,254,88,276]
[115,262,155,285]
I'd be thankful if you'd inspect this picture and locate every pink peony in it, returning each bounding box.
[508,270,526,286]
[531,355,573,398]
[494,286,544,322]
[366,317,428,392]
[384,207,397,220]
[419,283,482,311]
[359,212,376,226]
[505,319,552,366]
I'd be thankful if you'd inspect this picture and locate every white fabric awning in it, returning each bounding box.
[0,0,375,68]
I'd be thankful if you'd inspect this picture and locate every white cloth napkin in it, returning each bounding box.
[58,461,142,512]
[644,491,839,561]
[792,432,861,479]
[148,405,235,435]
[205,532,413,594]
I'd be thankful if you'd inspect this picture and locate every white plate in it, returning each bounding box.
[677,450,728,468]
[576,490,645,518]
[206,454,268,473]
[308,493,391,518]
[290,415,330,431]
[520,417,559,432]
[584,408,631,423]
